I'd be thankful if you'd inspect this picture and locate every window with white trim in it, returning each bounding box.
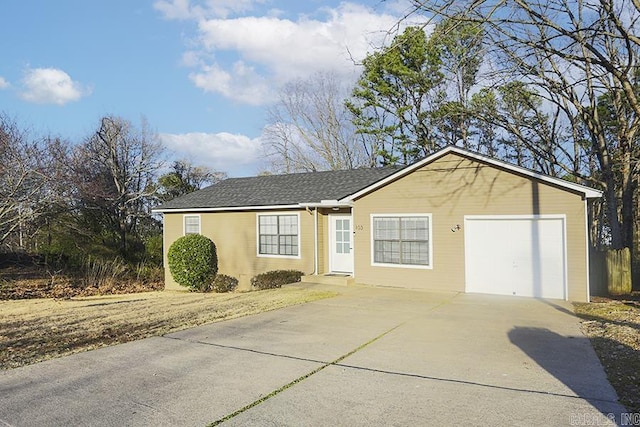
[258,214,299,256]
[184,215,200,235]
[372,215,430,266]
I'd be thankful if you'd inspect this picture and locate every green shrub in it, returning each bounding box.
[212,274,238,293]
[167,234,218,292]
[250,270,304,290]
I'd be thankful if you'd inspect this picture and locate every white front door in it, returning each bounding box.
[329,214,354,273]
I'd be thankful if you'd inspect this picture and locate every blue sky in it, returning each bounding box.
[0,0,412,176]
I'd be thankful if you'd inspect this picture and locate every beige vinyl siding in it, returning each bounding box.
[352,153,589,302]
[163,209,315,291]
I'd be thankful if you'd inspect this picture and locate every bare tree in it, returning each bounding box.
[72,115,164,255]
[0,114,68,250]
[263,71,370,173]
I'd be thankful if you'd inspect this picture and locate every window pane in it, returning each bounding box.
[278,215,298,235]
[259,216,278,234]
[184,216,200,234]
[374,217,400,240]
[401,217,428,240]
[374,240,400,264]
[401,241,429,265]
[260,235,278,255]
[279,235,298,256]
[373,240,384,263]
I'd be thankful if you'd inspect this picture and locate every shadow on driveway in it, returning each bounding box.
[508,327,628,425]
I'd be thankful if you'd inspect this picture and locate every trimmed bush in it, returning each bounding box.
[167,234,218,292]
[212,274,238,293]
[251,270,304,290]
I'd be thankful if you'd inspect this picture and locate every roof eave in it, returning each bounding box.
[152,204,303,214]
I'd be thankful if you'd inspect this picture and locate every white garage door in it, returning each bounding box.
[464,216,567,299]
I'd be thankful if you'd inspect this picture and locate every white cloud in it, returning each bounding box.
[189,61,271,105]
[0,76,9,89]
[154,0,193,20]
[171,2,404,105]
[154,0,262,20]
[20,68,89,105]
[159,131,264,176]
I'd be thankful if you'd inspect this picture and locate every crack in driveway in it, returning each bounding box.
[162,335,330,366]
[331,363,622,405]
[205,321,407,426]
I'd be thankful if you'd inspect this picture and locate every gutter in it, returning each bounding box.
[298,199,353,209]
[153,200,354,214]
[152,204,302,214]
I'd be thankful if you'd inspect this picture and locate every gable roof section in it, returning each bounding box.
[342,146,603,202]
[154,167,401,212]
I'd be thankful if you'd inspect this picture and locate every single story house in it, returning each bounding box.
[154,146,602,302]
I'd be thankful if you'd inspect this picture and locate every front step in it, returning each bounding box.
[301,274,355,286]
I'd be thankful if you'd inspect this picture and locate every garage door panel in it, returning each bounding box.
[465,220,513,296]
[464,217,566,299]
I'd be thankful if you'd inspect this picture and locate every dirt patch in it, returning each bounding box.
[574,293,640,414]
[0,286,336,370]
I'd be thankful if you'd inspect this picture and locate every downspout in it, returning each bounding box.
[584,198,591,303]
[161,213,168,286]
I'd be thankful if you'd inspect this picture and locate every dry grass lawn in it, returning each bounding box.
[574,295,640,414]
[0,286,336,370]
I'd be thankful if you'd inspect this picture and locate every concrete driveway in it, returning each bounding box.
[0,284,628,426]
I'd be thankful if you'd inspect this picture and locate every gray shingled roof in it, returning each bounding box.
[156,167,401,210]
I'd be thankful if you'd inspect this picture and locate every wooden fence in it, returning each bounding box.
[590,248,632,296]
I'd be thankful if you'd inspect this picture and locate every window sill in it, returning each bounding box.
[371,262,432,270]
[257,253,301,260]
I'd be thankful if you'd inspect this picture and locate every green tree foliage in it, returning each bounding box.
[168,234,218,292]
[156,160,225,202]
[347,26,444,165]
[347,20,485,165]
[470,82,560,175]
[430,18,484,148]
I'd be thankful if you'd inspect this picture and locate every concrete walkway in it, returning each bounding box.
[0,285,628,426]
